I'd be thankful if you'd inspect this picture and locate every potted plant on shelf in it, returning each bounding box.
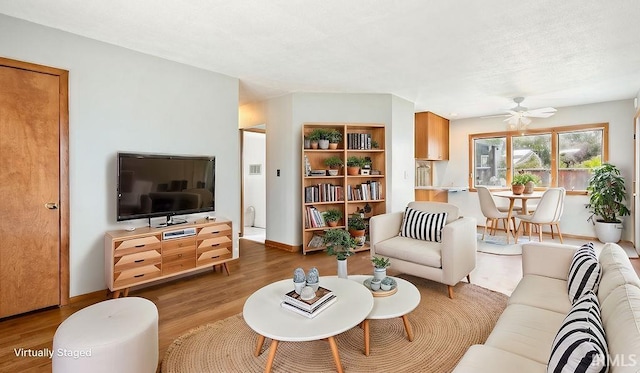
[324,156,343,176]
[371,256,390,280]
[346,156,365,176]
[348,213,367,246]
[586,163,631,243]
[308,128,331,149]
[323,209,343,227]
[323,228,356,278]
[327,129,342,149]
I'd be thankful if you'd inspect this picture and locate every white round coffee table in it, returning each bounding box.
[243,276,374,373]
[349,275,421,356]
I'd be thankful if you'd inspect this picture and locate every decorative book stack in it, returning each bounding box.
[281,286,337,318]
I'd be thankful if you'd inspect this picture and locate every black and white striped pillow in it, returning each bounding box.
[568,242,602,304]
[399,207,447,242]
[547,291,609,373]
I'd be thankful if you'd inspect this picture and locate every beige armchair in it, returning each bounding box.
[369,202,477,298]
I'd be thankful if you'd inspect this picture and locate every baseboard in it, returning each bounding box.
[265,239,301,253]
[69,289,109,304]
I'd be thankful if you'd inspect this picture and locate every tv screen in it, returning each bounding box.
[117,152,215,221]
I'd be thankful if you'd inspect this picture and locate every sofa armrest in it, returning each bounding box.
[369,212,404,256]
[441,216,477,285]
[522,242,579,280]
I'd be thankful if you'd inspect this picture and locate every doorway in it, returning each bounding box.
[241,127,266,243]
[0,57,69,317]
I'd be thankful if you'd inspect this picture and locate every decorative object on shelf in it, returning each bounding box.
[348,213,367,246]
[512,171,539,194]
[304,136,311,149]
[361,157,372,175]
[380,277,394,291]
[586,163,630,243]
[308,128,330,149]
[300,286,316,301]
[323,229,356,278]
[293,267,306,294]
[371,256,390,280]
[324,156,343,176]
[306,267,320,291]
[370,278,381,291]
[328,129,342,150]
[346,156,365,176]
[323,209,343,227]
[371,139,379,149]
[304,155,311,176]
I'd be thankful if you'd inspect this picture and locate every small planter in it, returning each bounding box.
[370,278,381,291]
[512,184,525,195]
[327,169,339,176]
[347,166,360,176]
[310,141,319,149]
[524,181,535,194]
[373,267,386,281]
[329,142,338,149]
[318,139,330,149]
[327,221,338,227]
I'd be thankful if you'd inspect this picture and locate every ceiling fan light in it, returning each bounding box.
[521,117,532,125]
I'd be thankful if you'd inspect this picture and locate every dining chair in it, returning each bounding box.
[477,186,516,242]
[514,187,565,243]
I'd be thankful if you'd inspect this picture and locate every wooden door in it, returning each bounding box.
[0,58,69,318]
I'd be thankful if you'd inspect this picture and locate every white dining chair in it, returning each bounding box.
[477,186,516,243]
[514,187,565,243]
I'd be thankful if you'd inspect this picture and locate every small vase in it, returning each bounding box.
[524,181,534,194]
[329,142,338,149]
[512,184,525,195]
[370,278,381,291]
[337,259,348,279]
[319,139,329,149]
[304,138,311,149]
[373,267,386,281]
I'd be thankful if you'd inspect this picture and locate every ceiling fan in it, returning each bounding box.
[483,97,557,129]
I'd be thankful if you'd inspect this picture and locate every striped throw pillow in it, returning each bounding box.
[568,242,602,304]
[399,208,447,242]
[547,291,609,373]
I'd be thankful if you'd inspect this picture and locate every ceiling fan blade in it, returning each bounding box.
[480,114,510,119]
[525,107,557,118]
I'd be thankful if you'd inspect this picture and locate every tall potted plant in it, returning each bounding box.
[585,163,630,243]
[323,228,356,278]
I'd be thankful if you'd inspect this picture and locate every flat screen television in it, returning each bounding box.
[117,152,215,222]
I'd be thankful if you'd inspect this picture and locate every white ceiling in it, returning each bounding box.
[2,0,639,119]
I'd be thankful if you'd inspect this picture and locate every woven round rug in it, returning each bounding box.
[161,275,507,373]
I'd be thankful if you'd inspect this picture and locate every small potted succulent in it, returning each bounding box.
[323,208,343,227]
[380,277,394,291]
[327,129,342,149]
[308,128,331,149]
[371,256,390,280]
[346,156,365,176]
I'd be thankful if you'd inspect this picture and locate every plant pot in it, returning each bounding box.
[304,138,311,149]
[327,169,339,176]
[373,267,386,281]
[594,220,623,243]
[370,278,381,291]
[310,141,318,149]
[337,259,348,279]
[524,181,535,194]
[512,184,525,195]
[349,229,366,246]
[347,166,360,176]
[329,142,338,149]
[319,139,330,149]
[327,220,338,227]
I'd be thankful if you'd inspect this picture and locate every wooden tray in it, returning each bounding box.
[362,277,398,297]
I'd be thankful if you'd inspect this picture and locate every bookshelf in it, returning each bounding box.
[302,123,386,254]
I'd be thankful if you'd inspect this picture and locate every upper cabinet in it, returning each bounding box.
[415,111,449,160]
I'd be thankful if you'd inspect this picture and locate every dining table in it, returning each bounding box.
[491,190,544,243]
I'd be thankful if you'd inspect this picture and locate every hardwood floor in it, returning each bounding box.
[1,237,638,372]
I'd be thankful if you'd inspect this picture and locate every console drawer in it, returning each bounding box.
[162,257,196,275]
[163,237,196,252]
[197,236,232,253]
[114,236,162,257]
[197,223,232,240]
[114,249,162,272]
[113,264,161,288]
[197,247,232,267]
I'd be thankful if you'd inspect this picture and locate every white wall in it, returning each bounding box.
[449,99,636,242]
[0,15,241,296]
[243,131,266,228]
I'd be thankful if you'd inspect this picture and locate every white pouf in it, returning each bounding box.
[53,297,158,373]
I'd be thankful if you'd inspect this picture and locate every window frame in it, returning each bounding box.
[468,123,608,195]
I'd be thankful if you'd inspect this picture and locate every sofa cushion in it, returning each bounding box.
[452,344,546,373]
[484,304,566,364]
[399,207,447,242]
[568,242,602,304]
[407,201,460,224]
[373,236,442,268]
[600,284,640,373]
[508,275,572,314]
[547,291,608,373]
[598,243,640,305]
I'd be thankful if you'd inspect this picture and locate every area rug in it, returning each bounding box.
[476,233,537,255]
[161,275,508,373]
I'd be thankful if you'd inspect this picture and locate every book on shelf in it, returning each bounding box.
[281,295,337,318]
[283,286,334,312]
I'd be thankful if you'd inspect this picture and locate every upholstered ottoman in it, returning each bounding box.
[52,297,158,373]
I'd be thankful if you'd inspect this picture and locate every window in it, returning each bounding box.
[469,124,607,194]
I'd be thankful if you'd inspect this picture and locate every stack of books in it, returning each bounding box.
[281,286,337,318]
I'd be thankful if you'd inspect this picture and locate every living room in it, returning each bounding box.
[1,2,640,372]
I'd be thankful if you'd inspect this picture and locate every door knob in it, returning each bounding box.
[45,202,59,210]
